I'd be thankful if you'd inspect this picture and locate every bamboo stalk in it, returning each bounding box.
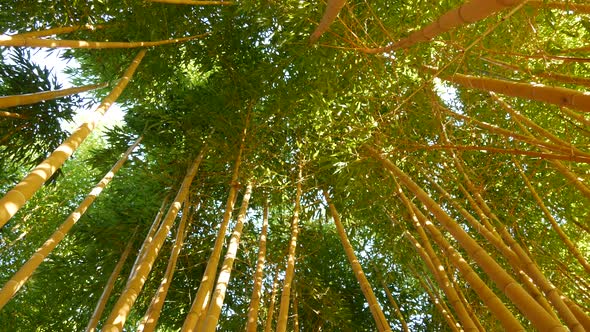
[201,183,253,331]
[181,113,250,332]
[0,137,142,310]
[245,197,270,332]
[0,111,28,119]
[359,0,524,54]
[276,163,303,332]
[102,150,204,331]
[0,49,146,228]
[14,24,104,39]
[85,229,138,332]
[0,82,107,109]
[264,264,281,332]
[0,34,207,49]
[367,146,567,332]
[309,0,346,44]
[137,197,195,332]
[433,68,590,113]
[324,190,392,331]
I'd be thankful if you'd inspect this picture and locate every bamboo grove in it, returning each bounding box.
[0,0,589,330]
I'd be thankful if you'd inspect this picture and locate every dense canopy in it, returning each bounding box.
[1,0,589,331]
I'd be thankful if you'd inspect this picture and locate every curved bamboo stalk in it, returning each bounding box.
[181,113,250,332]
[14,24,104,39]
[102,151,204,331]
[137,197,194,332]
[433,68,590,113]
[491,95,590,199]
[403,231,471,331]
[86,229,138,332]
[0,111,28,119]
[245,197,270,332]
[514,160,590,274]
[397,187,515,331]
[373,268,410,332]
[309,0,346,44]
[438,148,584,331]
[410,267,461,332]
[148,0,234,4]
[359,0,524,54]
[0,34,207,49]
[482,57,590,89]
[323,190,392,331]
[439,105,590,158]
[367,146,567,332]
[491,94,589,156]
[276,163,303,332]
[201,183,253,331]
[0,137,142,310]
[428,178,558,319]
[0,49,146,228]
[0,82,107,109]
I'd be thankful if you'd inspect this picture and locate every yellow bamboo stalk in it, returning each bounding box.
[127,194,171,283]
[359,0,524,53]
[439,104,590,159]
[448,153,584,331]
[293,285,299,332]
[482,57,590,89]
[0,34,207,49]
[397,198,488,332]
[428,178,558,319]
[0,137,142,310]
[245,197,270,332]
[148,0,234,5]
[201,183,253,331]
[435,69,590,113]
[181,114,249,332]
[515,160,590,274]
[381,279,410,332]
[14,24,104,39]
[323,190,392,331]
[411,268,461,332]
[86,229,138,332]
[491,94,590,199]
[0,82,107,109]
[264,265,281,332]
[309,0,346,44]
[276,163,303,332]
[367,146,567,332]
[137,198,193,332]
[102,151,204,332]
[0,49,146,228]
[0,111,28,119]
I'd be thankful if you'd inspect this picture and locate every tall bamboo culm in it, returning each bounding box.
[323,190,392,331]
[245,197,270,332]
[0,49,146,228]
[201,183,253,331]
[0,137,142,310]
[276,163,303,332]
[102,150,205,332]
[181,113,250,332]
[85,229,138,332]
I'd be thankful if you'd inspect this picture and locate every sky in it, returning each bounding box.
[27,48,126,132]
